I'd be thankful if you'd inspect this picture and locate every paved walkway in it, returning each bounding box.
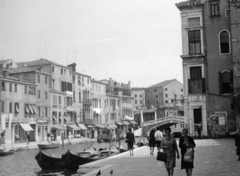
[75,139,240,176]
[3,137,97,151]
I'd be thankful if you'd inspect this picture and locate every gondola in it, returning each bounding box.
[113,144,128,153]
[62,149,99,170]
[35,150,65,170]
[77,145,99,157]
[0,149,14,156]
[37,142,60,150]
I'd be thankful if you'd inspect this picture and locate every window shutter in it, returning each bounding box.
[219,72,222,94]
[202,78,206,93]
[230,71,234,94]
[61,82,64,91]
[188,79,192,94]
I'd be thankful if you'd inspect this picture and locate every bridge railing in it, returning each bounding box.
[142,116,185,127]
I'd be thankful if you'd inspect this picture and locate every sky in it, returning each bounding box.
[0,0,183,88]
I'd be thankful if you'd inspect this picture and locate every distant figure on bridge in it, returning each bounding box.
[155,127,163,152]
[160,127,180,176]
[235,128,240,161]
[179,128,196,176]
[148,128,156,155]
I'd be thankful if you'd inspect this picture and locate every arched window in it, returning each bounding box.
[219,31,230,54]
[219,71,233,94]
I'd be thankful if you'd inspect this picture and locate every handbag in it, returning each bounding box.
[125,139,129,143]
[183,148,193,162]
[156,151,167,162]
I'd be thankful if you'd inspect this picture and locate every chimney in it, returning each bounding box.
[128,81,131,88]
[0,64,3,75]
[67,63,76,72]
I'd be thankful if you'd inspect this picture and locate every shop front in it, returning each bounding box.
[51,125,66,141]
[67,124,81,138]
[77,123,87,137]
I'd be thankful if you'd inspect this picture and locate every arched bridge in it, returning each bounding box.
[142,116,185,136]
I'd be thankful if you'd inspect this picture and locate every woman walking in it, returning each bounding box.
[235,128,240,161]
[148,128,156,155]
[179,128,196,176]
[160,127,180,176]
[126,128,135,156]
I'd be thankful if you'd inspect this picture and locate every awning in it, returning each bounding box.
[59,112,62,121]
[51,125,66,130]
[20,123,34,131]
[52,113,56,121]
[128,120,138,125]
[64,112,67,121]
[115,121,124,126]
[87,125,95,128]
[15,103,19,113]
[121,121,130,125]
[77,124,87,130]
[25,105,30,114]
[109,124,117,129]
[28,104,34,114]
[94,124,105,128]
[32,105,37,114]
[67,124,80,130]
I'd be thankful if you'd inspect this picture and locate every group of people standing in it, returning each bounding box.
[148,127,195,176]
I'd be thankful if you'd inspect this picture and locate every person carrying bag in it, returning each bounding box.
[179,128,196,176]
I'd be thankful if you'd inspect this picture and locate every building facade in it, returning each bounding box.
[176,0,237,136]
[0,63,38,143]
[9,66,51,142]
[131,87,146,112]
[145,79,183,109]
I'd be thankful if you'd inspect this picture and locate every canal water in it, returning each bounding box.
[0,140,130,176]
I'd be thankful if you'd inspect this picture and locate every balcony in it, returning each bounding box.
[84,118,93,124]
[83,99,92,106]
[188,78,205,94]
[65,91,73,97]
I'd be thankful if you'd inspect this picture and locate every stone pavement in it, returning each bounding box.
[3,137,96,150]
[76,139,240,176]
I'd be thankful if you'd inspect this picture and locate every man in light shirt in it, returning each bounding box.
[155,127,163,152]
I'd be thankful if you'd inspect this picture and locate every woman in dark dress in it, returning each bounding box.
[179,128,196,176]
[148,128,156,155]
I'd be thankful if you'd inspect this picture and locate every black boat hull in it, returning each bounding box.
[35,150,65,170]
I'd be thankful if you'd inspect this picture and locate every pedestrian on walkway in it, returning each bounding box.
[160,127,180,176]
[235,128,240,161]
[26,133,30,148]
[155,127,163,152]
[179,128,196,176]
[197,125,201,139]
[126,128,135,156]
[148,128,156,155]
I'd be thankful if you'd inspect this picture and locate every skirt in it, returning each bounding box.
[128,141,134,150]
[165,154,176,169]
[148,139,155,147]
[181,154,194,169]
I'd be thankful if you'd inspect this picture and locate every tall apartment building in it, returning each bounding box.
[176,0,239,136]
[131,87,146,112]
[9,65,50,142]
[17,58,74,139]
[145,79,183,109]
[0,63,38,143]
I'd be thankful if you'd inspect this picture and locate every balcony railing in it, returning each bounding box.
[188,78,206,94]
[83,99,92,106]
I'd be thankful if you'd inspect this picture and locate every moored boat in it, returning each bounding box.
[0,149,14,156]
[35,150,65,170]
[62,149,97,170]
[77,145,99,157]
[37,142,60,150]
